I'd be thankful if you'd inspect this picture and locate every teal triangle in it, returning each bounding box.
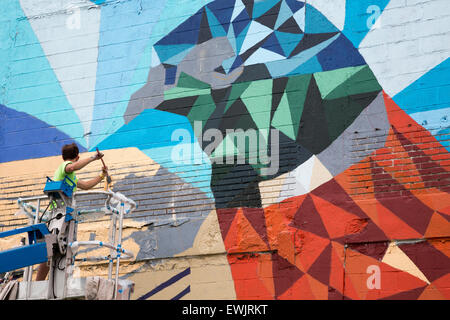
[241,79,273,141]
[165,46,194,65]
[253,0,281,18]
[305,4,339,34]
[271,91,296,140]
[235,23,251,54]
[154,43,195,63]
[222,56,235,74]
[225,81,252,113]
[275,31,303,57]
[288,56,322,76]
[205,7,227,38]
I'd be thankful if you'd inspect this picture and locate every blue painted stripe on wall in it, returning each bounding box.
[137,267,191,300]
[0,104,87,163]
[171,286,190,300]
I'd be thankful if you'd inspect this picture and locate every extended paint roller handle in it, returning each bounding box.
[96,148,112,188]
[95,147,107,169]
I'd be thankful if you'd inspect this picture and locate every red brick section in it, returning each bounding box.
[216,92,450,300]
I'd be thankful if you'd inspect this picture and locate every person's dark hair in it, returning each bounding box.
[62,143,79,160]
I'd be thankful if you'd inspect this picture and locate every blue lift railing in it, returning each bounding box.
[0,224,51,274]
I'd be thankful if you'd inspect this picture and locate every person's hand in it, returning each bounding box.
[91,152,104,161]
[102,166,108,176]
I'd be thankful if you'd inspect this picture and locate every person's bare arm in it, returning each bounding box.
[77,176,103,190]
[66,153,103,173]
[77,167,108,190]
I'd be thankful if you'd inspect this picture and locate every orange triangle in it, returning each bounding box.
[256,253,275,298]
[278,275,315,300]
[311,194,360,239]
[305,273,329,300]
[264,206,292,251]
[428,239,450,258]
[224,209,241,252]
[409,189,439,210]
[329,241,345,294]
[418,284,445,300]
[343,274,365,300]
[425,211,450,238]
[227,254,274,299]
[366,262,428,300]
[235,210,269,252]
[375,202,423,239]
[356,199,379,225]
[294,230,330,273]
[432,201,450,215]
[431,274,450,299]
[346,246,429,300]
[343,247,381,300]
[276,228,297,266]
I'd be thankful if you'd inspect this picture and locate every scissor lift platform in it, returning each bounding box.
[0,179,138,300]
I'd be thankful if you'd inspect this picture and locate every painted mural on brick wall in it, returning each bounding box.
[0,0,449,300]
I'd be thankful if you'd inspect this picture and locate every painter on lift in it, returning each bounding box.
[36,143,108,281]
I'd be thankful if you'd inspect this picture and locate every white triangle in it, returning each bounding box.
[309,157,333,191]
[294,155,315,191]
[20,0,101,143]
[151,46,161,67]
[277,169,308,203]
[307,0,346,31]
[239,21,273,54]
[244,47,285,66]
[293,7,305,31]
[382,242,430,284]
[231,0,245,22]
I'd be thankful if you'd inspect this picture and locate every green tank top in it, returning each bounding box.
[54,161,78,192]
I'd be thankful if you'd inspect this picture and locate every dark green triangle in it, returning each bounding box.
[224,81,252,113]
[177,72,211,89]
[323,91,380,142]
[285,74,311,139]
[187,94,216,130]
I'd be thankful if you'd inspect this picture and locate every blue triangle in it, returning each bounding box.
[205,7,227,38]
[288,56,322,76]
[235,23,251,54]
[207,0,236,33]
[275,31,303,57]
[285,0,305,13]
[316,34,366,71]
[262,32,285,57]
[229,55,244,73]
[305,4,339,34]
[156,8,203,45]
[253,0,281,19]
[233,7,251,36]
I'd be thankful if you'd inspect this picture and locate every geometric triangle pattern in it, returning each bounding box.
[152,0,365,79]
[215,94,450,299]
